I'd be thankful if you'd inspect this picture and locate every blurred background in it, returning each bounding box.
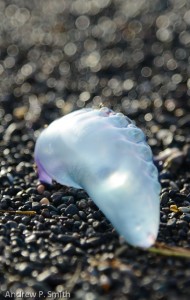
[0,0,189,146]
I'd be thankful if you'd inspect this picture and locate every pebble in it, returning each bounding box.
[15,262,33,276]
[37,270,57,282]
[160,192,169,206]
[0,198,10,209]
[167,218,176,227]
[160,214,167,223]
[163,151,184,173]
[159,171,171,180]
[51,192,64,204]
[156,130,173,146]
[33,231,51,238]
[25,234,37,244]
[62,243,76,255]
[65,204,79,216]
[32,202,41,211]
[40,197,50,205]
[50,225,62,234]
[180,213,190,223]
[180,184,190,196]
[6,221,18,229]
[77,199,88,209]
[93,211,103,220]
[78,210,87,220]
[41,209,51,218]
[73,221,81,230]
[26,187,37,195]
[178,115,190,128]
[79,222,88,231]
[178,206,190,213]
[37,184,45,194]
[60,234,76,244]
[160,179,170,188]
[178,229,187,238]
[176,220,188,229]
[21,216,31,225]
[57,203,66,213]
[48,204,58,212]
[183,144,190,165]
[85,237,103,247]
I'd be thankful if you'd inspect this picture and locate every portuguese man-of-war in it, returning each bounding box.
[34,107,161,248]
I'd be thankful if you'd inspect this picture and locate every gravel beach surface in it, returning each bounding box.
[0,1,190,299]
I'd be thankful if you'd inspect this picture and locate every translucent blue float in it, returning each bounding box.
[35,107,161,248]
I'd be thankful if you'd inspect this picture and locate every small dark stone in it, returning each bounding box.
[41,209,51,218]
[33,230,51,238]
[57,234,76,243]
[63,243,76,255]
[18,223,26,230]
[87,199,98,209]
[160,214,168,222]
[57,203,66,212]
[157,129,173,146]
[1,195,11,207]
[77,199,88,209]
[24,200,33,208]
[49,210,59,216]
[178,115,190,128]
[65,204,79,216]
[180,214,190,223]
[76,190,88,199]
[180,184,190,197]
[47,204,58,212]
[21,216,31,225]
[167,218,177,227]
[85,237,102,247]
[93,210,103,220]
[49,233,58,242]
[178,229,187,238]
[25,234,37,244]
[62,196,75,204]
[73,214,80,221]
[51,192,64,204]
[32,202,41,211]
[78,210,87,220]
[20,204,32,211]
[159,171,171,180]
[6,220,18,229]
[79,222,88,231]
[92,221,100,229]
[0,200,9,209]
[100,220,110,230]
[73,221,81,230]
[160,192,169,206]
[163,151,184,173]
[34,221,46,231]
[37,270,54,282]
[87,218,94,224]
[26,187,37,195]
[160,179,170,188]
[39,251,49,260]
[176,220,188,229]
[11,237,24,248]
[50,225,62,234]
[0,224,7,233]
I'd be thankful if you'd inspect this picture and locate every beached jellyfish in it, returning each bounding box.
[34,107,161,248]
